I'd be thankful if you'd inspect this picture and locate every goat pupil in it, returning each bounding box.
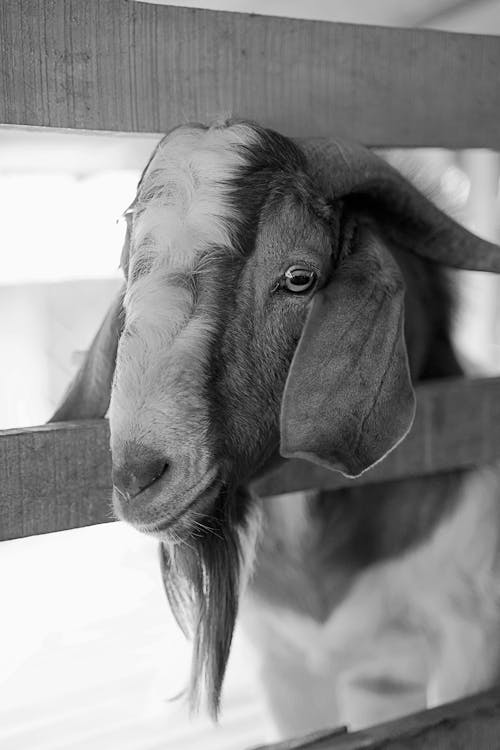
[284,267,316,293]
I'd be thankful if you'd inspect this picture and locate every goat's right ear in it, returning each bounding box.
[280,225,415,478]
[49,288,124,422]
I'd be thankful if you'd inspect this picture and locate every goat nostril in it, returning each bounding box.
[112,449,169,500]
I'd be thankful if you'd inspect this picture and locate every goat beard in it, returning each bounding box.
[159,488,255,719]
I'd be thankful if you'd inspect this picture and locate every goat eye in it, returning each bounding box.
[283,266,317,293]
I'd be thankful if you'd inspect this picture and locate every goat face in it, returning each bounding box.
[109,121,338,538]
[108,122,427,712]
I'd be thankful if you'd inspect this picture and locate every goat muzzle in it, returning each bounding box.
[111,450,220,537]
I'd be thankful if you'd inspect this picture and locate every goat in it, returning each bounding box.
[52,119,500,738]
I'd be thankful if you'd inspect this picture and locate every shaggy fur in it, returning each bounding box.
[52,118,500,729]
[111,122,478,717]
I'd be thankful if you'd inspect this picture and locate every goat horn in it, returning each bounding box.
[299,138,500,273]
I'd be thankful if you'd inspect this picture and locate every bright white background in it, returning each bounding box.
[1,2,499,749]
[0,524,271,750]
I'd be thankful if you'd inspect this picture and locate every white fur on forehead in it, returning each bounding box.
[111,123,261,463]
[128,124,259,275]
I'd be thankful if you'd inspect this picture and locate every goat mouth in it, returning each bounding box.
[136,473,222,536]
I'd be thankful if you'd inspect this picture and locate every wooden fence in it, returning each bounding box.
[3,375,500,542]
[252,688,500,749]
[1,1,500,747]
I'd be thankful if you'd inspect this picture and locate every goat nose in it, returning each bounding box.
[112,445,169,500]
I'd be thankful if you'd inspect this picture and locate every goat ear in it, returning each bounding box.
[49,288,124,422]
[280,225,415,478]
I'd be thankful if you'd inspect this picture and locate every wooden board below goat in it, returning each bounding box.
[252,686,500,749]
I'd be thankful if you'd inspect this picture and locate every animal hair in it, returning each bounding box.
[159,487,254,717]
[55,120,500,729]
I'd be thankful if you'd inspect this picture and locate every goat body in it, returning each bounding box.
[244,465,500,734]
[52,119,500,738]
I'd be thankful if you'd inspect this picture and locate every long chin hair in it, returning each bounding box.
[159,490,253,719]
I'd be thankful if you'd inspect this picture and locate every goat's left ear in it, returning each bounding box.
[49,288,124,422]
[49,212,132,423]
[280,225,415,477]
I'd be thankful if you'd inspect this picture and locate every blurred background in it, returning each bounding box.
[1,1,499,749]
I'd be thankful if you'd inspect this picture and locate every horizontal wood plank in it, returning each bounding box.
[253,687,500,749]
[0,420,113,541]
[1,0,500,147]
[2,376,500,541]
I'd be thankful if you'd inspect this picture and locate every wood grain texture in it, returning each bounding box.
[0,420,113,541]
[1,0,500,147]
[253,687,500,749]
[2,376,500,541]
